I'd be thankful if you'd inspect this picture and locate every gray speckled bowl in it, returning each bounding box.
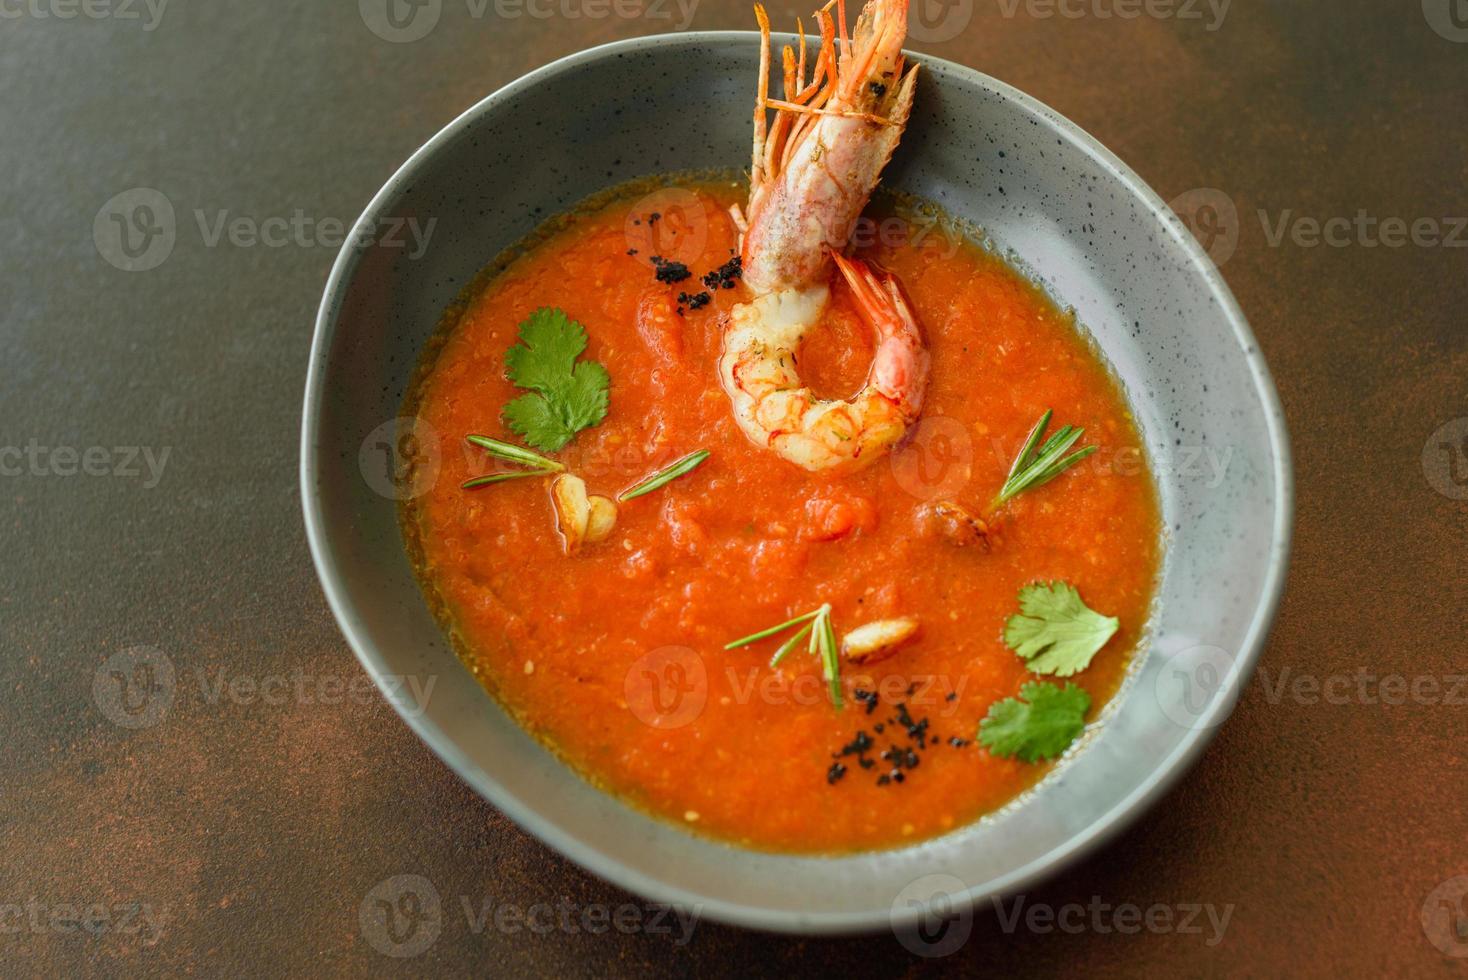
[301,33,1292,936]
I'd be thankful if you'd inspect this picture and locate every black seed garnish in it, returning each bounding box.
[945,691,957,702]
[677,290,712,310]
[701,255,743,290]
[827,762,847,784]
[895,703,929,744]
[835,730,873,758]
[831,699,940,788]
[650,255,692,284]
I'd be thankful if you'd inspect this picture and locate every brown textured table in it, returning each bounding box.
[3,0,1465,974]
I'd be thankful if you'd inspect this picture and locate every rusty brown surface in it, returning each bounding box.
[1,0,1465,974]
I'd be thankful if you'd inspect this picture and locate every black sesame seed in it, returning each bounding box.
[650,255,692,284]
[700,255,743,291]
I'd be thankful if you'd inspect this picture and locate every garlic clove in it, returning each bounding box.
[841,617,920,664]
[586,494,618,543]
[550,474,592,554]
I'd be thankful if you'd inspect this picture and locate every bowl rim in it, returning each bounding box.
[300,30,1294,935]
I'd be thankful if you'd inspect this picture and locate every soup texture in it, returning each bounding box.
[403,177,1160,853]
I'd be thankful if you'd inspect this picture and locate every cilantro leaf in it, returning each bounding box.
[500,308,610,451]
[559,360,611,431]
[503,393,575,451]
[1003,581,1118,677]
[504,308,587,392]
[978,681,1091,762]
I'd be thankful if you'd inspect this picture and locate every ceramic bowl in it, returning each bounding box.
[301,32,1292,935]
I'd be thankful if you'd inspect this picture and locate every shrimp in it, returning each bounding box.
[719,0,930,472]
[722,252,929,471]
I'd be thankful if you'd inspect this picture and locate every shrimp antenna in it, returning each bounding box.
[754,5,900,194]
[751,4,772,198]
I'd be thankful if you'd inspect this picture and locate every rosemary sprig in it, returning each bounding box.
[619,450,710,501]
[462,434,563,490]
[725,604,843,710]
[992,410,1098,508]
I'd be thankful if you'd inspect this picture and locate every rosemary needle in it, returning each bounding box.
[465,435,565,473]
[619,450,710,501]
[769,622,815,668]
[460,471,546,490]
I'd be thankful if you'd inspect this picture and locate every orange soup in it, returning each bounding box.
[403,177,1161,853]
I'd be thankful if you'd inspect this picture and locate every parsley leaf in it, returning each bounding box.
[1003,581,1118,677]
[978,681,1091,762]
[500,308,610,451]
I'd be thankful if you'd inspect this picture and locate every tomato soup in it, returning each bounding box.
[402,177,1161,853]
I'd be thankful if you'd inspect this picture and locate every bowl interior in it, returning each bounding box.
[302,33,1290,933]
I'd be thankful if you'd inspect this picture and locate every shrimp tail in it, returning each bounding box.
[831,252,928,415]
